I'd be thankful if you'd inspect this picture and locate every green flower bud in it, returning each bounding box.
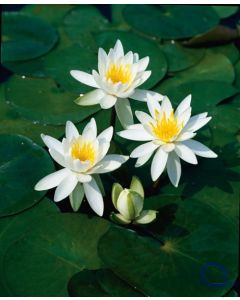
[130,176,144,198]
[134,210,157,224]
[110,212,131,225]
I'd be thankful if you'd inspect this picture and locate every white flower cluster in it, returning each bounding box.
[35,40,217,217]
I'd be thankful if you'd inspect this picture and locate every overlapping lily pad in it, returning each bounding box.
[123,5,219,39]
[3,213,110,296]
[155,80,237,113]
[212,5,239,18]
[95,30,168,89]
[0,198,58,296]
[63,5,109,51]
[0,134,55,217]
[5,76,99,125]
[1,12,58,63]
[160,42,205,72]
[68,269,144,296]
[98,199,238,296]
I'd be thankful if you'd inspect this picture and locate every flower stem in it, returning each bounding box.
[110,107,116,128]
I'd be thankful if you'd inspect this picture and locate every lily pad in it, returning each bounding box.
[43,44,98,94]
[212,6,239,18]
[95,30,168,89]
[1,12,58,63]
[5,76,99,125]
[0,134,55,217]
[160,42,205,72]
[175,53,235,83]
[0,198,58,296]
[155,80,238,113]
[207,43,239,64]
[3,213,110,296]
[22,4,73,26]
[98,199,238,296]
[63,5,109,51]
[68,269,143,296]
[0,84,65,146]
[123,5,219,39]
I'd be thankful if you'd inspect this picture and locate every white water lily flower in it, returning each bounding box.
[35,119,128,216]
[117,94,217,187]
[70,39,163,128]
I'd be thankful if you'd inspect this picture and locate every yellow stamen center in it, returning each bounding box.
[150,110,182,143]
[71,139,96,165]
[106,63,132,84]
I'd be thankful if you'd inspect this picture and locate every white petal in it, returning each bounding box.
[89,155,128,174]
[135,111,154,125]
[114,39,124,59]
[183,140,218,158]
[49,149,66,167]
[167,152,181,187]
[97,140,110,162]
[175,143,198,164]
[133,53,139,63]
[34,168,70,191]
[98,48,108,76]
[175,94,191,118]
[118,128,153,141]
[41,134,63,154]
[83,178,104,216]
[135,71,151,87]
[135,56,149,72]
[70,70,98,88]
[115,98,134,129]
[82,118,97,140]
[135,152,153,167]
[161,143,175,152]
[151,147,168,181]
[177,107,192,126]
[54,173,78,202]
[70,159,90,173]
[161,96,173,117]
[75,89,105,106]
[184,115,212,132]
[176,132,196,142]
[147,96,161,118]
[97,126,113,142]
[100,95,117,109]
[130,142,159,158]
[130,89,164,102]
[124,51,133,64]
[77,173,92,183]
[66,121,79,141]
[70,183,84,212]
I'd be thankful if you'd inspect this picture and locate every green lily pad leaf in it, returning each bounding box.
[225,289,238,297]
[234,60,240,89]
[68,268,143,296]
[212,6,239,18]
[98,199,238,296]
[95,30,168,89]
[1,12,58,63]
[111,5,131,30]
[207,43,239,64]
[63,5,109,51]
[22,4,73,26]
[0,134,55,217]
[0,198,59,296]
[68,270,108,297]
[5,76,99,125]
[0,84,65,146]
[175,53,235,83]
[160,42,205,72]
[123,5,219,39]
[209,104,240,147]
[156,80,238,113]
[3,213,110,296]
[43,44,97,94]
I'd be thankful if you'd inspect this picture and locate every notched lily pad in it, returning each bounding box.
[0,134,55,217]
[1,12,58,63]
[123,5,219,39]
[5,76,99,125]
